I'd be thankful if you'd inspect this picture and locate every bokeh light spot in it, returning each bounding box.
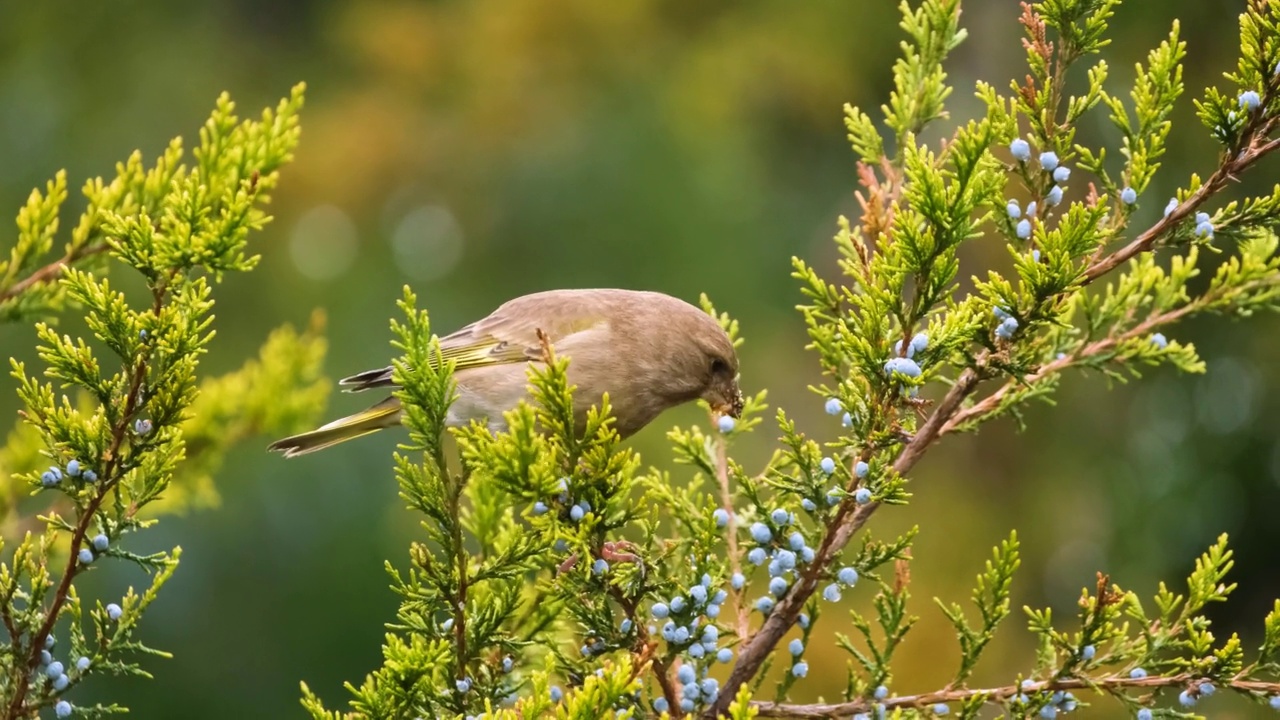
[289,204,359,281]
[391,205,464,282]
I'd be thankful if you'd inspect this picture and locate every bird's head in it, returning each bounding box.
[685,312,743,419]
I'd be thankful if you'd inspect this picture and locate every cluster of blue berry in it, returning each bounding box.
[1161,197,1215,240]
[1010,677,1080,719]
[820,400,874,506]
[649,575,733,713]
[37,634,94,717]
[992,307,1019,341]
[1007,138,1138,243]
[39,459,98,489]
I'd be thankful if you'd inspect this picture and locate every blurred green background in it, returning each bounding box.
[3,0,1280,716]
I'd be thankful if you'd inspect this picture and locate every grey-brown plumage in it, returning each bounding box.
[268,289,743,457]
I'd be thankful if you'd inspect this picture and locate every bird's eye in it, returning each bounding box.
[709,357,730,377]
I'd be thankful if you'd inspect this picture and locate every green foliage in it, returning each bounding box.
[301,0,1280,718]
[0,85,317,718]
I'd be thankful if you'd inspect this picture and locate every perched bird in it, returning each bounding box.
[269,289,743,457]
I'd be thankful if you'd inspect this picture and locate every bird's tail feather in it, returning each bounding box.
[268,397,401,458]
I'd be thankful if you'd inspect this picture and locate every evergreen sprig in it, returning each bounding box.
[0,85,316,719]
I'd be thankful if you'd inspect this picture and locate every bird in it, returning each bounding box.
[268,288,743,457]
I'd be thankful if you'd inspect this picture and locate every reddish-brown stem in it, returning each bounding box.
[0,245,108,306]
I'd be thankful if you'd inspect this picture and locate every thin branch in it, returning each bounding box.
[0,245,108,307]
[749,672,1280,718]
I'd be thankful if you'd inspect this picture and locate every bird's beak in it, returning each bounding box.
[716,386,744,419]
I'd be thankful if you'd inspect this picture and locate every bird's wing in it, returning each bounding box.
[339,296,611,392]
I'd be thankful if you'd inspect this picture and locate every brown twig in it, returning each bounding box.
[0,245,108,307]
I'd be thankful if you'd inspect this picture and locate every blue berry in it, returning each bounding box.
[933,704,949,715]
[41,470,59,488]
[82,470,97,483]
[1007,200,1021,219]
[670,596,687,613]
[65,460,80,477]
[503,655,515,672]
[1052,166,1070,183]
[855,461,869,479]
[1240,90,1262,111]
[875,685,889,700]
[756,596,775,613]
[570,505,585,522]
[688,643,705,659]
[769,577,789,597]
[532,501,549,515]
[1129,668,1147,679]
[838,567,859,585]
[825,398,843,415]
[1164,197,1178,217]
[1199,682,1215,696]
[1178,690,1196,707]
[46,661,64,678]
[702,573,714,587]
[819,457,836,475]
[554,539,568,552]
[750,523,773,544]
[791,661,809,677]
[1150,333,1168,350]
[45,634,56,649]
[717,647,733,663]
[842,412,853,428]
[713,508,730,527]
[92,534,109,552]
[717,415,736,433]
[801,498,817,512]
[1046,185,1064,206]
[1081,644,1095,660]
[910,332,929,355]
[731,572,745,589]
[822,584,842,602]
[712,588,727,603]
[883,357,922,378]
[652,602,670,619]
[706,603,721,618]
[775,550,797,570]
[1136,709,1153,720]
[854,488,872,505]
[52,673,69,691]
[55,702,71,718]
[674,626,690,644]
[770,508,790,525]
[826,489,841,505]
[1195,220,1214,238]
[1039,151,1059,171]
[701,678,719,696]
[748,548,767,565]
[106,603,122,620]
[702,625,719,643]
[133,419,152,435]
[689,585,708,605]
[1010,139,1031,161]
[1040,705,1058,720]
[788,532,806,551]
[592,558,609,575]
[996,316,1019,340]
[1016,219,1032,239]
[1121,187,1137,205]
[677,665,696,684]
[78,548,94,565]
[680,698,696,712]
[550,685,564,702]
[789,638,804,656]
[661,621,676,640]
[40,650,51,665]
[1026,201,1038,218]
[1269,695,1280,710]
